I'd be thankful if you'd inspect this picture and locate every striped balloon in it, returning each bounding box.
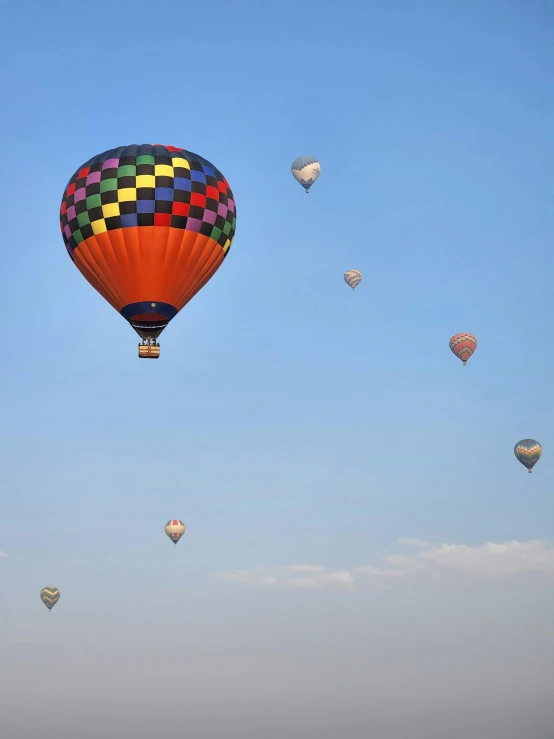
[165,519,186,545]
[449,333,477,365]
[40,586,60,611]
[514,439,542,473]
[291,156,321,193]
[344,269,362,290]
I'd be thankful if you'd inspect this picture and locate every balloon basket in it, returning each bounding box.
[138,342,160,359]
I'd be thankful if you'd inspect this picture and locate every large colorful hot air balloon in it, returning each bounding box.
[449,333,477,365]
[514,439,542,473]
[291,156,321,193]
[165,519,186,545]
[40,586,60,611]
[60,144,236,358]
[344,269,362,290]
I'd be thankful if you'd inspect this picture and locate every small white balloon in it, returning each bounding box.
[291,156,321,193]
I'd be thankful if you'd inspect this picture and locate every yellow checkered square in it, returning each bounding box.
[102,202,120,219]
[154,164,173,177]
[118,188,137,202]
[171,157,190,170]
[136,175,155,188]
[91,219,107,235]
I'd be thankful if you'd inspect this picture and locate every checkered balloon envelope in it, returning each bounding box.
[60,144,236,357]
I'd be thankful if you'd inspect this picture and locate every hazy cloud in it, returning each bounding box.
[380,540,554,578]
[219,565,355,590]
[288,570,355,590]
[218,539,554,590]
[396,537,430,548]
[0,551,8,559]
[221,568,279,587]
[287,564,326,574]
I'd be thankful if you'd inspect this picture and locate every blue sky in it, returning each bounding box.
[0,1,552,736]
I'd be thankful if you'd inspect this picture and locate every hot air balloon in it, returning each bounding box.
[291,156,321,193]
[449,333,477,365]
[165,519,186,545]
[60,145,237,358]
[514,439,542,473]
[40,586,60,612]
[344,270,362,290]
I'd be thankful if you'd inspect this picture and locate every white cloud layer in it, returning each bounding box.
[217,539,554,591]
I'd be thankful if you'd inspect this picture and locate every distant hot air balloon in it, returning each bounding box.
[291,156,321,193]
[514,439,542,473]
[449,333,477,365]
[40,586,60,612]
[165,519,186,545]
[344,270,362,290]
[60,145,237,358]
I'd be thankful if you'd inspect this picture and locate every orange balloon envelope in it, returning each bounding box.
[60,144,236,357]
[449,333,477,365]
